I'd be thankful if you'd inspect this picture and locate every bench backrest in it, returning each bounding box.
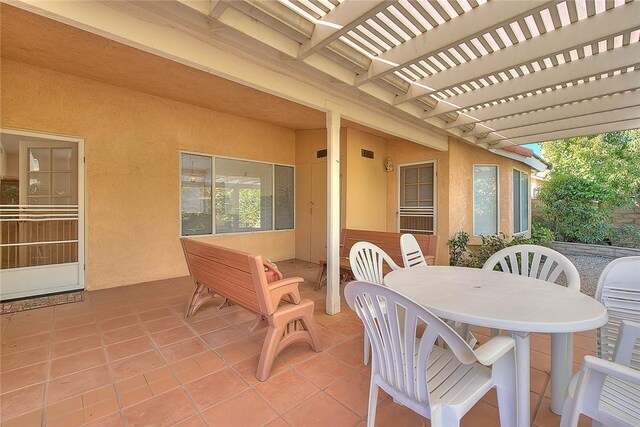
[341,229,438,265]
[181,238,277,316]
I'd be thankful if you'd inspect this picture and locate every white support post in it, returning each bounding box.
[326,110,341,315]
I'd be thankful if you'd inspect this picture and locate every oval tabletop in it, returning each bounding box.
[383,266,607,333]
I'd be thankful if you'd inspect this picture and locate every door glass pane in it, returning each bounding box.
[405,183,418,201]
[28,197,50,205]
[52,173,71,198]
[419,166,433,184]
[404,167,418,184]
[474,165,498,235]
[419,184,433,201]
[181,153,212,236]
[274,165,294,230]
[52,148,73,171]
[29,149,50,172]
[28,173,49,196]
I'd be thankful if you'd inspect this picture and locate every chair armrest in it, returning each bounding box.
[473,336,516,366]
[581,355,640,385]
[268,276,303,305]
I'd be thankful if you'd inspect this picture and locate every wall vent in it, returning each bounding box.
[316,149,327,158]
[361,149,374,159]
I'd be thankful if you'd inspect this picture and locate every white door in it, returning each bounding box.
[398,162,436,235]
[0,130,84,300]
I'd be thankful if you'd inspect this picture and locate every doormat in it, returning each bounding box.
[1,291,84,315]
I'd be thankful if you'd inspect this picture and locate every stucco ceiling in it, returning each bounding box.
[0,4,330,130]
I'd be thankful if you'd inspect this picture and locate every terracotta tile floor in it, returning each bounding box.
[0,259,596,426]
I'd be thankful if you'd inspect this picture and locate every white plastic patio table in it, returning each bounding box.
[383,266,607,427]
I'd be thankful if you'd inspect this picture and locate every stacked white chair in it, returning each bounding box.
[345,281,517,427]
[562,256,640,427]
[349,241,401,364]
[595,256,640,368]
[400,233,427,268]
[561,320,640,427]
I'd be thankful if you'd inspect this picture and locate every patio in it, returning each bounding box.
[0,260,594,427]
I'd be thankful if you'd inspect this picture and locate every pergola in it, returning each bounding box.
[8,0,640,314]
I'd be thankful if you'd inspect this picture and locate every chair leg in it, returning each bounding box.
[366,380,379,427]
[256,325,285,381]
[493,349,517,427]
[364,334,370,365]
[300,310,322,352]
[315,263,327,291]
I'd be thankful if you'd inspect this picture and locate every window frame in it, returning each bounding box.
[512,168,530,235]
[472,164,500,237]
[179,151,295,237]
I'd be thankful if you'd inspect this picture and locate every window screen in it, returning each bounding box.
[473,165,498,236]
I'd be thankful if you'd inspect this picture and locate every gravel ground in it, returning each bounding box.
[563,254,617,297]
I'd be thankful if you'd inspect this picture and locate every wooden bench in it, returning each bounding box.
[316,229,439,289]
[181,238,322,381]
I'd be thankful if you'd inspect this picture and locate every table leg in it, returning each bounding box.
[512,331,531,427]
[550,333,573,414]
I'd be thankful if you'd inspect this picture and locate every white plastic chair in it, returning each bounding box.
[595,256,640,368]
[349,241,401,364]
[345,281,517,427]
[560,320,640,427]
[349,241,401,285]
[400,233,427,268]
[483,244,580,290]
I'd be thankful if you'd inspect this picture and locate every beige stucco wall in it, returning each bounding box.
[385,139,450,265]
[448,138,532,246]
[344,128,388,232]
[1,59,296,290]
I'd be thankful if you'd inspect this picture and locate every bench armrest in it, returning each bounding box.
[268,276,303,306]
[263,261,283,281]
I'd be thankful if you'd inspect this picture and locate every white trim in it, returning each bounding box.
[490,148,548,172]
[0,127,86,292]
[396,160,438,235]
[472,164,500,237]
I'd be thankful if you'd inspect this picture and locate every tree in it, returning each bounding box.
[537,173,612,243]
[541,130,640,209]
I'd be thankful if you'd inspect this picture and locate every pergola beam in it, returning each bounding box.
[480,106,640,144]
[297,0,394,60]
[397,2,639,104]
[462,90,639,136]
[356,0,558,86]
[496,118,640,146]
[422,44,640,117]
[442,70,640,128]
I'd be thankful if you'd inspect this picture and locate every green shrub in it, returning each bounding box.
[529,222,555,247]
[610,224,640,249]
[447,231,469,266]
[537,173,612,243]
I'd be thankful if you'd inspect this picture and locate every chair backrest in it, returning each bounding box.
[341,229,438,266]
[400,233,427,268]
[595,256,640,368]
[349,242,401,285]
[483,244,580,290]
[181,238,278,316]
[344,281,477,406]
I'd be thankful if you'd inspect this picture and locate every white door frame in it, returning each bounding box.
[0,127,86,297]
[396,160,438,234]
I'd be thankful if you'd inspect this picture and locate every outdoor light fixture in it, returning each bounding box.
[384,156,394,172]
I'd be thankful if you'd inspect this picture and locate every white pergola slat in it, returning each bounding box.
[480,106,640,144]
[444,70,640,128]
[397,2,639,104]
[58,0,640,148]
[464,90,640,137]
